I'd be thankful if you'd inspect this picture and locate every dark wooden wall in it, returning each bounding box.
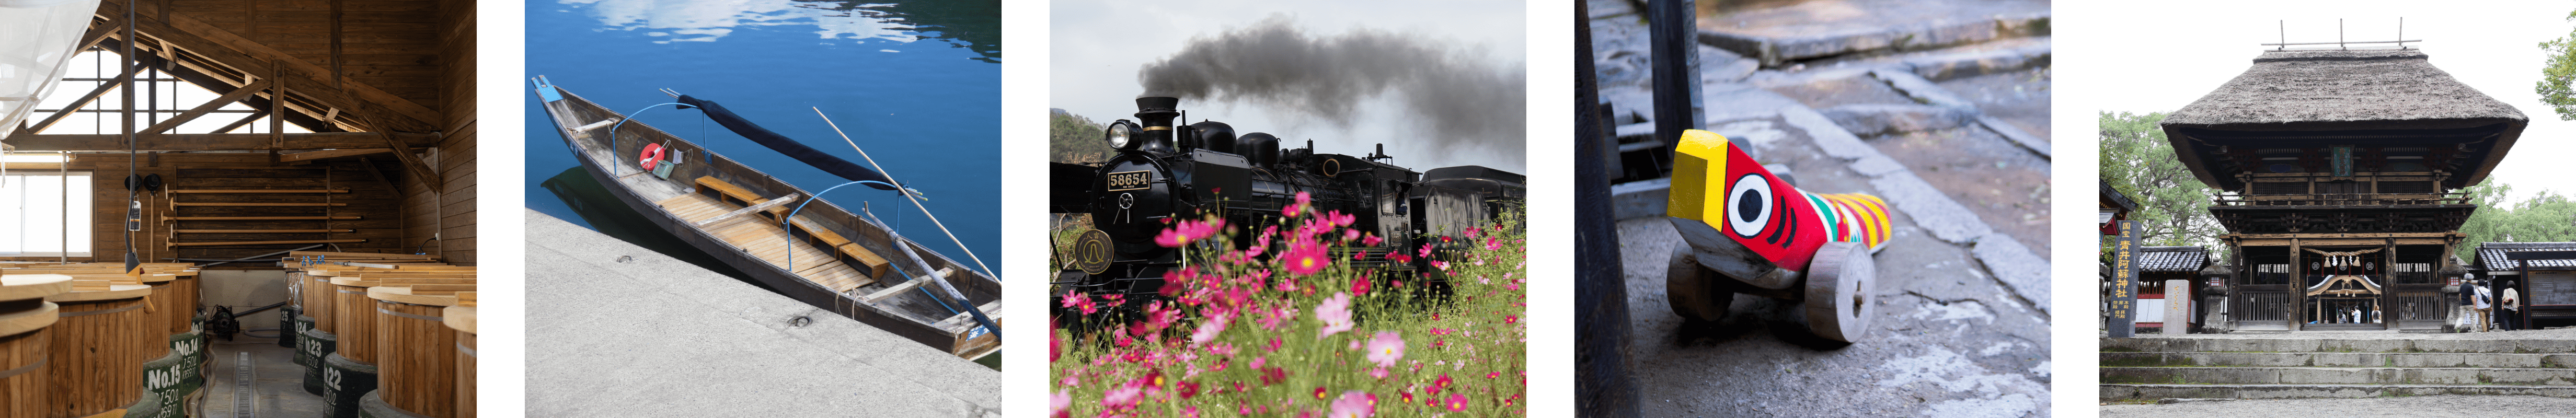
[6,153,410,268]
[402,0,475,265]
[169,0,445,111]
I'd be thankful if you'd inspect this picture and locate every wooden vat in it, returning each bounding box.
[2,275,73,418]
[445,292,476,418]
[162,272,197,334]
[43,283,154,418]
[330,278,386,365]
[307,270,338,333]
[372,286,466,418]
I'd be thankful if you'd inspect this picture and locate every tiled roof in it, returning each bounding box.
[2137,246,2210,273]
[2475,242,2576,271]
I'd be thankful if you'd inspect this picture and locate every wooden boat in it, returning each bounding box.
[531,80,1000,359]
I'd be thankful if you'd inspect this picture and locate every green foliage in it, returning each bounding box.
[2456,178,2576,261]
[2098,111,2223,249]
[1052,110,1115,164]
[2539,9,2576,121]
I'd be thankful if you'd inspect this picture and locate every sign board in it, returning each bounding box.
[2165,280,2193,335]
[2108,220,2138,338]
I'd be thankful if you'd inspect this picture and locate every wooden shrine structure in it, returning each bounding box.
[2161,48,2525,332]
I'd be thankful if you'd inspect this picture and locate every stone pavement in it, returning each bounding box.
[523,209,999,418]
[1592,0,2053,416]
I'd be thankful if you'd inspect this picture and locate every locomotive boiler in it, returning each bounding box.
[1050,97,1524,307]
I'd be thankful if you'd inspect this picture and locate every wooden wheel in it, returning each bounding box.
[1803,241,1874,343]
[1666,244,1731,322]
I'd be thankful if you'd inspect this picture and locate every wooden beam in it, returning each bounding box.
[170,190,350,194]
[169,239,364,247]
[280,148,390,164]
[92,0,439,132]
[137,78,271,135]
[7,133,436,150]
[173,229,352,233]
[380,132,441,191]
[171,203,348,207]
[165,216,360,220]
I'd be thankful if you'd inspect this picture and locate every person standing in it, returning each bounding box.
[2501,280,2522,332]
[2473,279,2496,332]
[2458,274,2479,333]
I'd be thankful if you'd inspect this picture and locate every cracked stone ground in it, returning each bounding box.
[1616,134,2052,417]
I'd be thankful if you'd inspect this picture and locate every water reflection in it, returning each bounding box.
[555,0,999,62]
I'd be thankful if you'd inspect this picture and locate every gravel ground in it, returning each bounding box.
[2102,396,2576,417]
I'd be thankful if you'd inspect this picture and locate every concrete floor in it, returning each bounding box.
[523,209,1000,418]
[200,331,330,418]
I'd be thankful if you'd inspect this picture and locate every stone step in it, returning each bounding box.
[2102,384,2576,401]
[2102,367,2576,386]
[2102,338,2576,354]
[1696,0,2049,67]
[2102,352,2576,368]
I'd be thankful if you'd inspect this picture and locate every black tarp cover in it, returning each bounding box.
[676,95,900,191]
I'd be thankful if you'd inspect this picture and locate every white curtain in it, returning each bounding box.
[0,170,92,256]
[0,0,106,142]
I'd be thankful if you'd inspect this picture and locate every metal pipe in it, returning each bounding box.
[181,244,325,266]
[2260,40,2420,47]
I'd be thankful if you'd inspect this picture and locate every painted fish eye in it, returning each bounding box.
[1727,173,1773,239]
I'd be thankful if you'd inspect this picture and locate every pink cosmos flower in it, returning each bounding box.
[1190,315,1230,346]
[1364,331,1405,367]
[1430,260,1449,271]
[1329,391,1376,418]
[1370,366,1390,379]
[1351,276,1373,295]
[1362,234,1383,246]
[1286,192,1312,217]
[1444,393,1469,412]
[1051,390,1072,418]
[1327,210,1356,227]
[1282,239,1331,276]
[1344,228,1361,241]
[1102,384,1143,410]
[1419,243,1434,257]
[1317,292,1355,338]
[1486,237,1503,251]
[1061,289,1097,315]
[1465,226,1482,238]
[1505,315,1520,324]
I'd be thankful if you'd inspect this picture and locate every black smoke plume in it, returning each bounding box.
[1137,16,1524,161]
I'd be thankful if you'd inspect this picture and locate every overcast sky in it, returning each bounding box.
[2073,1,2576,204]
[1051,0,1526,173]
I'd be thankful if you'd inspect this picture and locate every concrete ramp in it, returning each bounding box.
[524,209,999,417]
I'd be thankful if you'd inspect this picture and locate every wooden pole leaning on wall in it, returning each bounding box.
[2,274,75,418]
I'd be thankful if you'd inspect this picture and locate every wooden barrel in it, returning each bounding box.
[330,277,386,365]
[306,271,337,333]
[43,283,154,418]
[371,286,461,418]
[161,273,197,334]
[444,292,476,418]
[133,275,173,363]
[2,275,73,418]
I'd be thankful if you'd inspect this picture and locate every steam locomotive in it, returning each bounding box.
[1049,97,1525,308]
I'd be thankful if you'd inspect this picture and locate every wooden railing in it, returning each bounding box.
[2214,193,2470,207]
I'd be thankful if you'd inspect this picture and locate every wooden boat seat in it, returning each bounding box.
[656,193,880,293]
[693,176,788,219]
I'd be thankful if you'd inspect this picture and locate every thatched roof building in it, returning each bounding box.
[2159,49,2528,191]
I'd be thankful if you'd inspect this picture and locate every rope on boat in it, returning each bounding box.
[812,107,993,278]
[779,179,899,272]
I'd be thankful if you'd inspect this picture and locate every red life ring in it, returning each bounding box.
[639,143,666,171]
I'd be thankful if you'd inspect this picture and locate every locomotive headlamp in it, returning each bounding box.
[1107,120,1141,150]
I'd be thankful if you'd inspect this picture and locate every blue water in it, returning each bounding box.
[523,0,999,280]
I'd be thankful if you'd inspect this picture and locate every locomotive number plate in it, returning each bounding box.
[1106,170,1153,191]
